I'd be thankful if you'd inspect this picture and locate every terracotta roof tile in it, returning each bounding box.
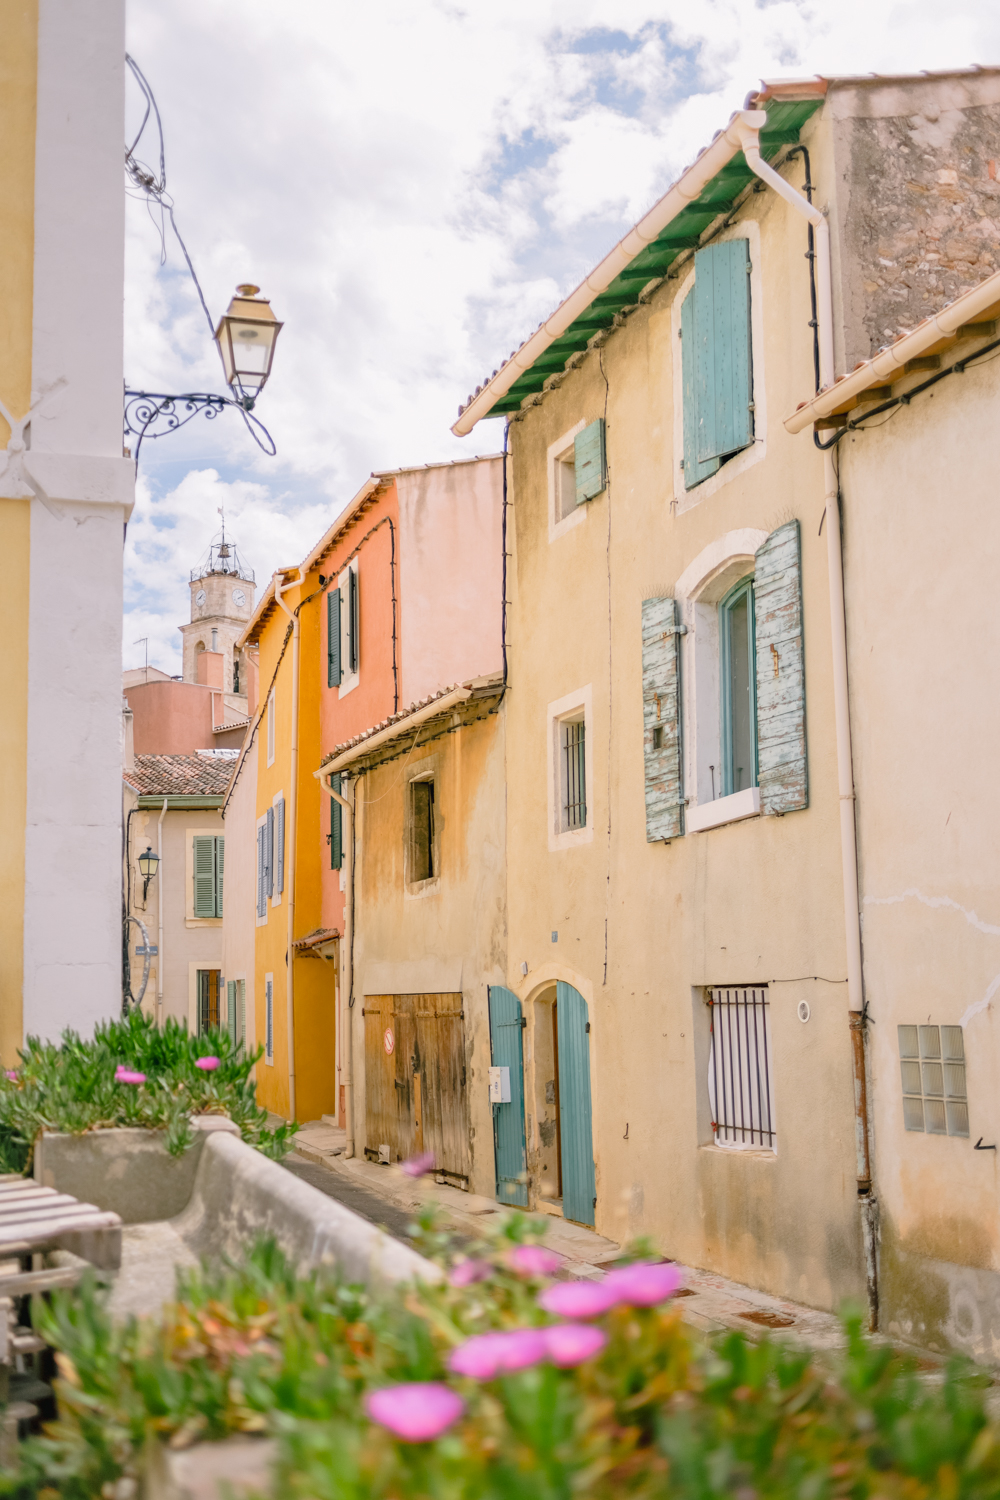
[124,754,234,798]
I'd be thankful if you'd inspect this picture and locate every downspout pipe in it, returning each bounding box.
[320,772,354,1158]
[273,571,301,1124]
[737,114,876,1327]
[157,797,167,1028]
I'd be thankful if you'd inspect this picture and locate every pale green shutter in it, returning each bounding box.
[193,836,216,918]
[754,521,807,814]
[641,597,684,841]
[328,588,341,686]
[574,419,606,504]
[275,798,285,894]
[330,775,343,870]
[215,836,224,917]
[681,290,720,490]
[694,239,753,463]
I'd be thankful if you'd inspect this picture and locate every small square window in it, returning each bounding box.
[898,1023,968,1137]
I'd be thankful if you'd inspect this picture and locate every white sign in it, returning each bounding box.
[488,1066,511,1104]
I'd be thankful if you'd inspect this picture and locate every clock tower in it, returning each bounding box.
[179,522,257,711]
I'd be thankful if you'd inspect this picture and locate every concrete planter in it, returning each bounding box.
[33,1117,239,1225]
[144,1435,277,1500]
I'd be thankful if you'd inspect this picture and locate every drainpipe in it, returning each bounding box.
[273,571,301,1123]
[320,771,354,1158]
[157,797,168,1028]
[736,113,877,1328]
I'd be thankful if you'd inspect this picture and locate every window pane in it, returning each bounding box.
[562,721,586,830]
[410,780,434,882]
[922,1061,944,1097]
[897,1025,919,1059]
[919,1025,941,1059]
[941,1025,965,1061]
[724,587,755,796]
[902,1095,925,1132]
[944,1062,966,1099]
[947,1100,970,1137]
[924,1098,947,1135]
[900,1060,922,1095]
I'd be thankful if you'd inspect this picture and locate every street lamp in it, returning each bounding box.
[213,285,284,410]
[138,845,160,900]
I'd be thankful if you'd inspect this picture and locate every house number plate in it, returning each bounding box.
[383,1027,395,1055]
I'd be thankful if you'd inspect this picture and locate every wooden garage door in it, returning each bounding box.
[364,993,469,1184]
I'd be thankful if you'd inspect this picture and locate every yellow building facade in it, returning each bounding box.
[0,0,134,1059]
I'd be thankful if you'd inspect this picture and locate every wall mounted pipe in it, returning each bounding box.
[156,797,167,1028]
[273,571,301,1123]
[737,112,877,1329]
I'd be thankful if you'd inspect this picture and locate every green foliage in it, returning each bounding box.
[6,1219,1000,1498]
[0,1010,296,1168]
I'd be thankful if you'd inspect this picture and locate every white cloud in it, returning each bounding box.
[123,0,1000,671]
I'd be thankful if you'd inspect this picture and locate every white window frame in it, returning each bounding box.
[255,812,269,926]
[547,419,588,543]
[671,219,766,515]
[675,531,768,834]
[264,973,274,1064]
[266,689,275,766]
[547,684,594,852]
[337,562,360,698]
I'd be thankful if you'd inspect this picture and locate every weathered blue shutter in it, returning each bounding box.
[556,982,596,1227]
[694,239,753,463]
[327,588,341,687]
[215,836,224,917]
[488,986,528,1207]
[265,805,274,898]
[275,798,285,895]
[754,521,807,814]
[641,597,684,841]
[330,775,343,870]
[193,836,215,918]
[348,567,359,673]
[227,979,237,1042]
[574,419,606,504]
[256,826,265,917]
[681,290,720,490]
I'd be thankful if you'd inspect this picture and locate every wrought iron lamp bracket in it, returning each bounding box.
[123,389,276,470]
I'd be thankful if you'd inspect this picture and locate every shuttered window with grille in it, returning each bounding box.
[707,986,775,1150]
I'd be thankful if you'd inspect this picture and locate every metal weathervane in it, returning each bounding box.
[123,55,283,469]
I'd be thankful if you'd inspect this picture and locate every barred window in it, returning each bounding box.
[898,1024,968,1137]
[561,719,587,831]
[707,986,775,1150]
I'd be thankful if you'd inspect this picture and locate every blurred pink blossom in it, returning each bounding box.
[449,1328,548,1379]
[400,1151,436,1178]
[603,1261,684,1307]
[508,1244,564,1278]
[538,1281,619,1319]
[544,1323,608,1367]
[449,1257,493,1288]
[365,1382,464,1442]
[114,1067,146,1085]
[4,1072,17,1083]
[195,1056,220,1072]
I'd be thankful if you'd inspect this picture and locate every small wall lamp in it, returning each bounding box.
[214,284,284,410]
[138,845,160,899]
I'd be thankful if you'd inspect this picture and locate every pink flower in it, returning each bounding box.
[365,1382,464,1443]
[603,1261,684,1307]
[508,1244,564,1278]
[195,1056,220,1071]
[5,1071,17,1083]
[114,1066,146,1085]
[450,1257,493,1288]
[544,1323,608,1368]
[538,1280,619,1320]
[449,1329,548,1380]
[400,1151,436,1178]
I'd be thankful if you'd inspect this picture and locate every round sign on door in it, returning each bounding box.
[383,1027,395,1055]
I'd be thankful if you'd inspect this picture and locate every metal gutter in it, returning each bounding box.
[135,795,224,810]
[785,266,1000,432]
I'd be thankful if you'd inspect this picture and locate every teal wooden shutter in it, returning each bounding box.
[327,588,342,686]
[227,979,237,1042]
[754,521,807,814]
[275,798,285,894]
[193,836,215,918]
[488,986,528,1207]
[641,597,684,841]
[681,290,720,490]
[330,774,343,870]
[694,239,753,463]
[265,806,274,897]
[215,836,224,917]
[574,419,606,504]
[556,982,596,1227]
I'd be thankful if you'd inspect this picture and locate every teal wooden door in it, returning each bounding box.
[556,982,596,1226]
[488,986,528,1207]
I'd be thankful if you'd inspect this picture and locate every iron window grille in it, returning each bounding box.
[898,1024,968,1137]
[707,986,775,1149]
[562,720,587,830]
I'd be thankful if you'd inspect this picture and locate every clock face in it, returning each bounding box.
[195,589,206,606]
[233,588,246,607]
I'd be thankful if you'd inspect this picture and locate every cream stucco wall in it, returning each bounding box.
[503,106,868,1312]
[840,350,1000,1360]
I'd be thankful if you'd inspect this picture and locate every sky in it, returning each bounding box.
[123,0,1000,675]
